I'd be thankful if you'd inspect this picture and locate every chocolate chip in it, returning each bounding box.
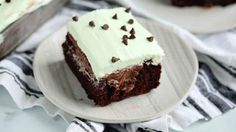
[0,3,1,6]
[147,36,154,42]
[112,13,118,19]
[129,34,136,39]
[5,0,10,3]
[122,35,128,40]
[101,24,109,30]
[144,59,153,64]
[111,57,120,63]
[130,28,135,34]
[89,21,95,27]
[122,38,128,45]
[120,25,127,31]
[72,16,78,21]
[125,7,131,13]
[128,19,134,24]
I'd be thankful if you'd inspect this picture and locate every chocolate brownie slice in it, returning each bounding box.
[62,8,165,106]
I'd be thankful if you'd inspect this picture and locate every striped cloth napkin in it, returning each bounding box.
[1,0,236,132]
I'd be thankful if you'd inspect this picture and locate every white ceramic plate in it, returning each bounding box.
[122,0,236,33]
[33,18,198,123]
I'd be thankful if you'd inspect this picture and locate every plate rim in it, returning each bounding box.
[33,18,198,123]
[120,0,236,34]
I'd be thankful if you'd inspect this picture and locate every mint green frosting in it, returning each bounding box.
[68,8,165,79]
[0,0,51,32]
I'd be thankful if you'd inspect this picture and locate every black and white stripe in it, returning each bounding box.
[76,117,98,132]
[136,128,162,132]
[181,54,236,122]
[0,49,43,98]
[208,56,236,77]
[70,117,100,132]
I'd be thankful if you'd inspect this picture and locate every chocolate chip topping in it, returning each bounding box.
[144,59,153,64]
[128,19,134,24]
[72,16,78,21]
[101,24,109,30]
[130,28,135,34]
[122,38,128,45]
[5,0,11,3]
[111,57,120,63]
[129,34,136,39]
[122,35,128,40]
[89,21,95,27]
[0,3,1,6]
[112,13,118,19]
[120,25,127,31]
[147,36,154,42]
[125,7,131,13]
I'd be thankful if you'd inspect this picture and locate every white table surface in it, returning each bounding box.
[0,87,235,132]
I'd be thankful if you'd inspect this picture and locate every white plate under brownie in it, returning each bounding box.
[119,0,236,33]
[33,18,198,123]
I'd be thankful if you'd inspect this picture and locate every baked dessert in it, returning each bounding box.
[62,8,165,106]
[171,0,236,7]
[0,0,67,59]
[0,0,52,32]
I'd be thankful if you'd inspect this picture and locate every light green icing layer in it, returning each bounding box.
[68,8,165,79]
[0,0,51,32]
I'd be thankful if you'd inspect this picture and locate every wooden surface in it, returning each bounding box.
[33,18,198,123]
[0,0,68,59]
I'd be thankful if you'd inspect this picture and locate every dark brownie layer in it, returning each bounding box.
[62,33,162,106]
[171,0,236,7]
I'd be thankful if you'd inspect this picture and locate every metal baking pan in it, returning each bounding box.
[0,0,68,59]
